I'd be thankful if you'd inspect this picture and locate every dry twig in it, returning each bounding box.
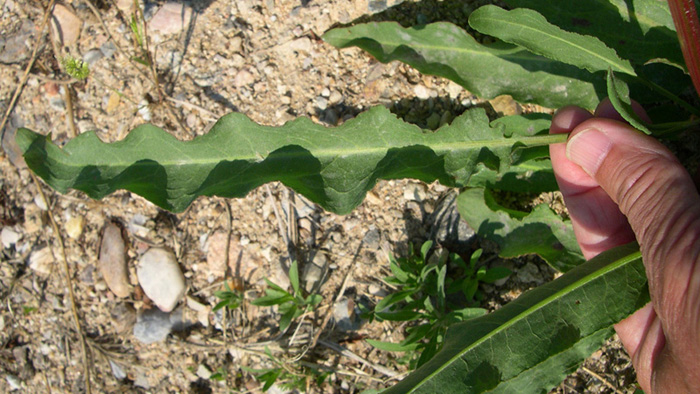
[0,0,56,144]
[30,173,91,393]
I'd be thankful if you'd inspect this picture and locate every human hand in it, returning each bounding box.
[550,99,700,393]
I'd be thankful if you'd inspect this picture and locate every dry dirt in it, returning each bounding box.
[0,0,638,393]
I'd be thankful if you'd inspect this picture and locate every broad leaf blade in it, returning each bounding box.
[504,0,684,70]
[457,188,584,272]
[469,5,636,76]
[17,106,565,215]
[385,243,647,394]
[323,22,602,110]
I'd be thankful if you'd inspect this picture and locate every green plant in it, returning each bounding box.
[14,0,700,392]
[243,347,331,392]
[212,281,243,312]
[61,56,90,81]
[251,261,323,332]
[367,241,507,368]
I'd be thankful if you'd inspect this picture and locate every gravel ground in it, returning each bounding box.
[1,0,638,393]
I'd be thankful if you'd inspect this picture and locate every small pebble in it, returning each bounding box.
[65,216,84,240]
[28,247,54,276]
[99,223,131,298]
[137,247,185,312]
[1,228,20,248]
[51,4,82,46]
[133,308,172,344]
[315,96,328,110]
[149,2,193,36]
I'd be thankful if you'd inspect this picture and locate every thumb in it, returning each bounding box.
[566,119,700,390]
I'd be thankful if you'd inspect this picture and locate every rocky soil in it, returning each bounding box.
[1,0,637,393]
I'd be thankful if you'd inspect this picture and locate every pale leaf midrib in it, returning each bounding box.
[58,134,561,168]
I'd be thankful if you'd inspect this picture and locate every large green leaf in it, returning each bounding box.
[16,106,566,214]
[469,5,636,76]
[384,242,648,394]
[457,188,583,272]
[323,22,603,110]
[504,0,684,70]
[470,114,558,193]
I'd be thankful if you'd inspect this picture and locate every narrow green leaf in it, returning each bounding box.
[251,294,295,307]
[504,0,684,70]
[420,241,432,262]
[469,249,483,270]
[457,188,584,273]
[606,69,654,134]
[390,257,410,283]
[375,310,423,322]
[263,278,288,293]
[449,307,488,321]
[367,339,421,352]
[469,5,636,76]
[323,22,602,109]
[384,243,647,394]
[279,306,297,332]
[289,261,300,295]
[305,294,323,306]
[17,106,567,215]
[480,267,512,284]
[376,289,415,312]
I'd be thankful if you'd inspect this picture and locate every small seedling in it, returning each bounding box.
[367,241,510,368]
[251,261,323,332]
[213,281,243,312]
[61,56,90,80]
[243,347,330,392]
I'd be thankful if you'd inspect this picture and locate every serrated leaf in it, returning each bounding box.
[469,5,636,76]
[470,115,558,193]
[17,106,566,215]
[457,188,584,272]
[384,243,647,394]
[504,0,684,70]
[323,22,602,110]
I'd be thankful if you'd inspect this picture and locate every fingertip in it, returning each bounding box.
[550,106,593,134]
[594,98,652,123]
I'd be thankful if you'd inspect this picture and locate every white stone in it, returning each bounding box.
[196,365,212,380]
[99,223,131,298]
[65,216,84,240]
[1,228,20,248]
[33,194,47,211]
[234,69,255,88]
[29,247,54,276]
[149,2,192,36]
[137,248,185,312]
[413,84,431,100]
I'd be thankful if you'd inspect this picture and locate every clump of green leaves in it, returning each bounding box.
[243,347,331,392]
[251,261,323,332]
[366,241,510,368]
[62,56,89,80]
[213,281,243,312]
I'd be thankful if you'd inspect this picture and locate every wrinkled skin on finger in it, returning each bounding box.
[550,99,700,393]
